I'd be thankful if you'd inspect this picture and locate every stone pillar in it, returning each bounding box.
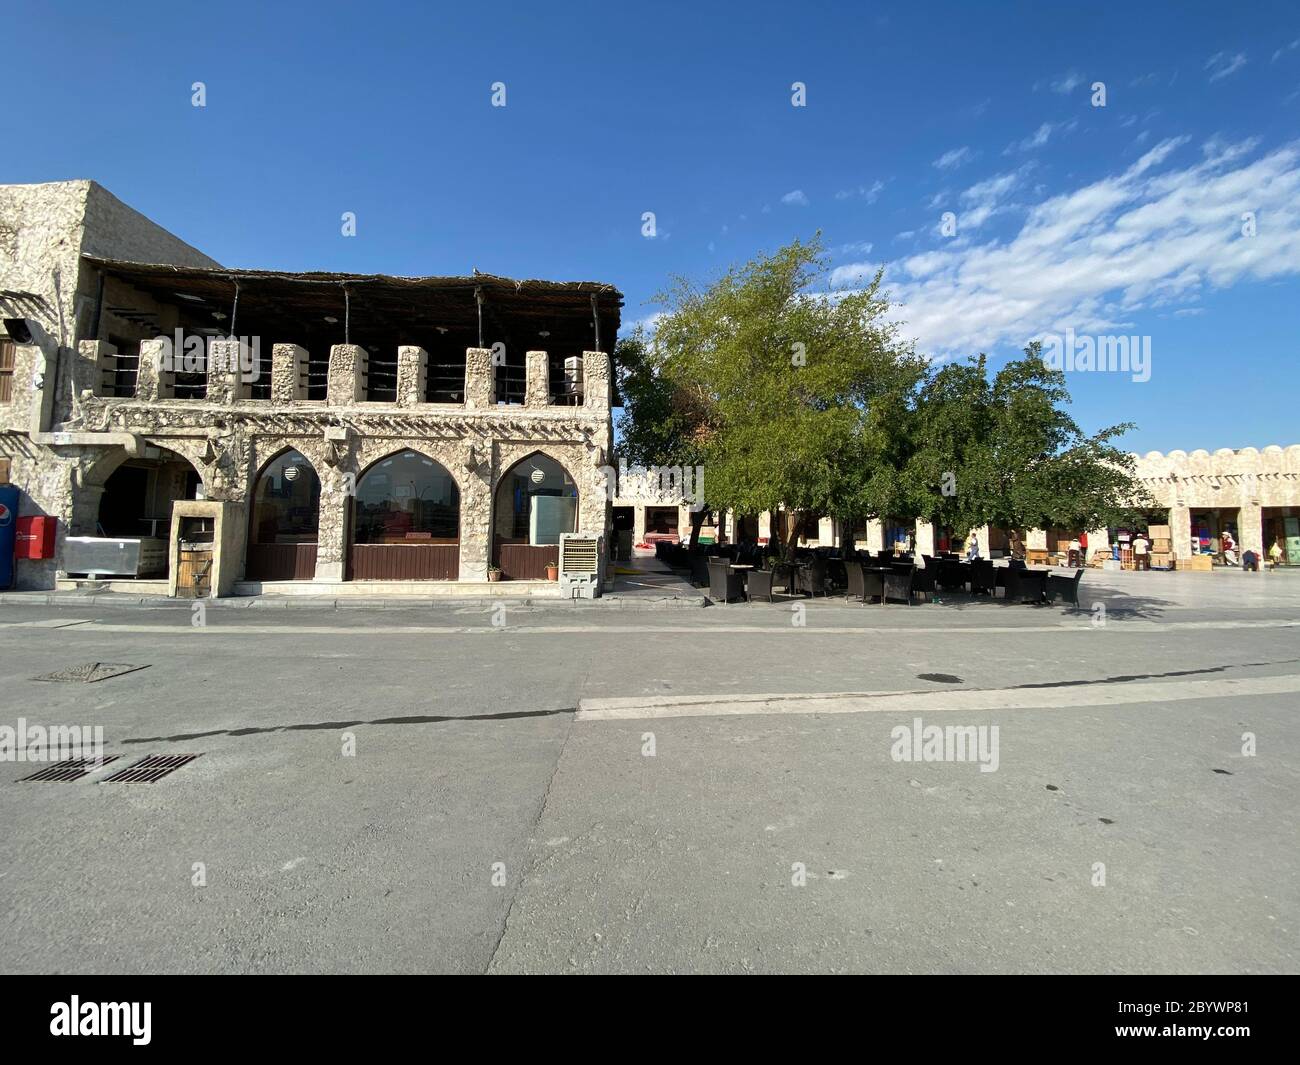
[459,442,491,581]
[525,350,549,408]
[915,519,936,556]
[136,338,174,401]
[817,516,834,546]
[314,470,350,582]
[1085,527,1109,564]
[75,339,115,398]
[634,504,646,546]
[583,350,610,409]
[1026,528,1048,551]
[313,427,354,581]
[866,518,884,553]
[464,347,495,409]
[972,523,993,556]
[207,339,250,404]
[272,344,309,402]
[1169,503,1193,562]
[397,346,428,407]
[1239,500,1263,560]
[327,344,367,405]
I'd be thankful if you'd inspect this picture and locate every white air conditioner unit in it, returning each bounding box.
[559,533,603,599]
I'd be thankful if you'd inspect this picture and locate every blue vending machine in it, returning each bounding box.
[0,484,18,589]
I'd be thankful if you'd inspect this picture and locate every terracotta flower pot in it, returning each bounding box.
[545,563,559,581]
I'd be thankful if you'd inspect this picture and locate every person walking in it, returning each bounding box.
[965,533,980,561]
[1270,537,1284,569]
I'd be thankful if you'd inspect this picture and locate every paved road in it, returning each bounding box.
[1,568,1297,973]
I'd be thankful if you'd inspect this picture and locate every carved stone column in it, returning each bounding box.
[464,347,495,409]
[328,344,367,405]
[207,339,250,404]
[525,350,549,408]
[397,346,428,407]
[136,338,174,402]
[272,344,308,402]
[582,350,610,408]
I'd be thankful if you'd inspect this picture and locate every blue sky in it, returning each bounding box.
[4,0,1299,452]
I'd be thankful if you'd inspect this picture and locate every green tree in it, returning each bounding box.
[646,235,925,553]
[902,343,1153,540]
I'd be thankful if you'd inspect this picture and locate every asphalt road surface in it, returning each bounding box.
[1,567,1296,973]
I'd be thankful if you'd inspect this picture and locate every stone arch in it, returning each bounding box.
[76,442,205,538]
[347,447,462,580]
[245,447,322,580]
[491,448,581,579]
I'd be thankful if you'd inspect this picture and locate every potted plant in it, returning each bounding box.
[545,560,559,581]
[487,565,502,582]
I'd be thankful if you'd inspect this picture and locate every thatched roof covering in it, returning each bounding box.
[81,256,622,357]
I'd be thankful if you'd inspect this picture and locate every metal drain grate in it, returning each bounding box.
[19,757,120,782]
[101,754,200,783]
[33,662,149,684]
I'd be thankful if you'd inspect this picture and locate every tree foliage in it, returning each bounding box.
[615,236,1150,544]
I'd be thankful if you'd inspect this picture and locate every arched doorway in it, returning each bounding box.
[349,449,460,580]
[493,452,578,578]
[246,449,321,580]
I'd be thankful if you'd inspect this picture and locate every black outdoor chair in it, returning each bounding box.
[844,560,864,601]
[689,554,711,587]
[882,567,914,605]
[745,568,775,603]
[707,558,745,603]
[795,557,829,597]
[911,564,936,603]
[1047,568,1084,608]
[1002,564,1024,602]
[968,559,994,596]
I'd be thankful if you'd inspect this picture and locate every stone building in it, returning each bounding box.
[629,445,1300,568]
[0,180,621,595]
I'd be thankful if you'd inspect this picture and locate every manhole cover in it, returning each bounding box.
[917,672,963,684]
[32,662,149,684]
[101,754,200,783]
[19,757,120,783]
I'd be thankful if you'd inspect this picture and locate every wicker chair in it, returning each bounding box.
[745,568,775,603]
[707,558,745,603]
[1048,568,1084,608]
[882,567,914,605]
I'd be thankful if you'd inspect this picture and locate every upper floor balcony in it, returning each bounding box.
[74,257,621,417]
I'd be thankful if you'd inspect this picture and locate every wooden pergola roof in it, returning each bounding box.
[81,256,623,356]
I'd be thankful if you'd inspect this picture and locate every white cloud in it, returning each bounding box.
[1046,70,1086,94]
[835,180,885,203]
[1205,51,1247,82]
[833,138,1300,357]
[832,240,874,257]
[932,146,974,171]
[1273,38,1300,63]
[1006,120,1076,154]
[781,189,809,207]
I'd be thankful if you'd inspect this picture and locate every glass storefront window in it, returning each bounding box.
[250,450,320,545]
[353,450,460,544]
[494,454,577,545]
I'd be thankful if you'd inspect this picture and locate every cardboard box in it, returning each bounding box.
[1148,524,1171,538]
[1179,556,1212,572]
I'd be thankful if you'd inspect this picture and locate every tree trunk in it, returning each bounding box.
[687,507,707,553]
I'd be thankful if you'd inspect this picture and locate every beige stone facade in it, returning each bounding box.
[1,181,621,594]
[618,445,1300,567]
